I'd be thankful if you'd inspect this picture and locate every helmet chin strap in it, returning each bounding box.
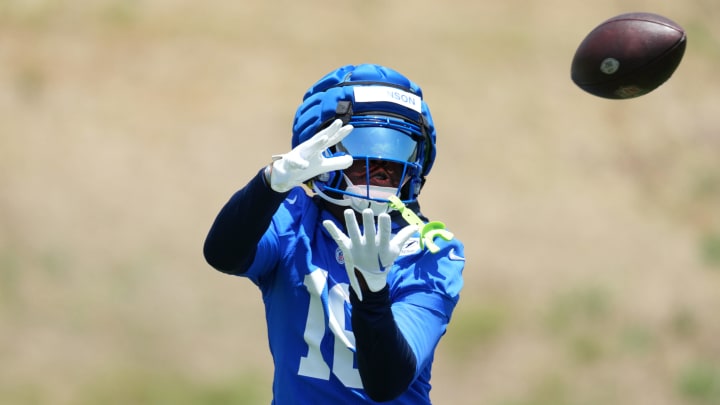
[313,175,398,216]
[344,179,397,215]
[348,195,392,216]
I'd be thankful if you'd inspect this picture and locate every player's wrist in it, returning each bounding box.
[354,269,370,292]
[263,164,273,185]
[355,268,388,293]
[350,282,390,306]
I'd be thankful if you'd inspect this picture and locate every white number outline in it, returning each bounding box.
[298,269,362,388]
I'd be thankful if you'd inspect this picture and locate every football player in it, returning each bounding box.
[203,63,465,404]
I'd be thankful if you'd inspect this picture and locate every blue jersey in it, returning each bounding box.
[239,188,465,404]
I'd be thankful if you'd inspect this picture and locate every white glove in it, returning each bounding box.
[268,119,354,193]
[323,208,418,301]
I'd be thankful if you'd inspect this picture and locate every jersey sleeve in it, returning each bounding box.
[390,238,465,376]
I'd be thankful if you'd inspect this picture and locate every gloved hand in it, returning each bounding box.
[323,208,418,301]
[267,119,354,193]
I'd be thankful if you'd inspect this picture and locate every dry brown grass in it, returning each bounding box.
[2,1,720,404]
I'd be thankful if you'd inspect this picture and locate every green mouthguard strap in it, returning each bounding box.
[388,196,454,254]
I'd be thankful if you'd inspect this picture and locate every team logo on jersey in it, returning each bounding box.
[399,237,421,256]
[335,247,345,265]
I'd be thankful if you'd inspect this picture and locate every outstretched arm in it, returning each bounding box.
[323,209,420,401]
[350,286,417,402]
[203,168,287,274]
[204,119,354,274]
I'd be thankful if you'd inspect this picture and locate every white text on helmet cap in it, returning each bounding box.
[353,86,422,113]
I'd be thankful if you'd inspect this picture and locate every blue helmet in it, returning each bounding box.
[292,64,437,214]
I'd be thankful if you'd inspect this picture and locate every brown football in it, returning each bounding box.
[571,12,687,99]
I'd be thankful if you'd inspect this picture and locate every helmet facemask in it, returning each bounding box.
[311,115,426,215]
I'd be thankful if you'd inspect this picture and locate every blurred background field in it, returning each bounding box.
[1,1,719,404]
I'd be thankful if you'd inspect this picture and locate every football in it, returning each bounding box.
[570,12,687,99]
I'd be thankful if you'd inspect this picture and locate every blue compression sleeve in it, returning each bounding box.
[350,286,417,402]
[203,168,288,274]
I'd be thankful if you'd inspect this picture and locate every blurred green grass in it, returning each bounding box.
[1,369,270,405]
